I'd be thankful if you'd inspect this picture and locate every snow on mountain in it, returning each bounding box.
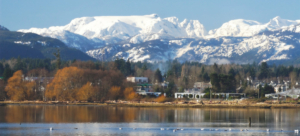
[280,24,300,33]
[17,27,102,51]
[87,26,300,64]
[267,16,300,29]
[18,14,206,50]
[208,16,300,37]
[17,15,300,65]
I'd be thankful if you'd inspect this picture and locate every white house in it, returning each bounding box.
[193,82,212,91]
[175,88,205,99]
[126,77,148,83]
[274,84,286,93]
[175,92,205,99]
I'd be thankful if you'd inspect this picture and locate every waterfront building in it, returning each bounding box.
[126,77,148,83]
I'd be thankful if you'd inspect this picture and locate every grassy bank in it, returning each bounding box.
[0,100,300,108]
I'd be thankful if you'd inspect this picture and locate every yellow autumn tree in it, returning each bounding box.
[76,82,95,101]
[123,87,138,100]
[155,95,166,103]
[108,86,121,101]
[5,70,36,101]
[45,67,83,101]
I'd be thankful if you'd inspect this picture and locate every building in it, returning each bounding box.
[174,82,211,99]
[160,81,169,88]
[175,88,205,99]
[175,89,246,99]
[135,83,152,92]
[126,77,163,97]
[133,82,162,97]
[212,93,246,99]
[126,77,148,83]
[193,82,212,91]
[283,80,291,89]
[274,84,287,93]
[265,93,299,99]
[175,92,205,99]
[136,92,162,97]
[135,83,162,97]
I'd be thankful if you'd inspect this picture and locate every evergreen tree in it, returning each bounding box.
[212,63,219,73]
[261,83,274,97]
[228,68,235,76]
[125,59,131,76]
[165,80,175,97]
[53,49,61,69]
[201,66,205,73]
[3,66,13,81]
[203,72,210,82]
[154,68,163,83]
[210,73,220,92]
[14,56,25,71]
[259,62,269,79]
[0,63,4,77]
[142,64,147,71]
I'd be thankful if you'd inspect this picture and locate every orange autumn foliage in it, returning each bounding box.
[5,70,36,101]
[45,67,84,101]
[155,95,166,103]
[45,66,126,101]
[123,87,138,100]
[108,86,121,100]
[76,82,95,101]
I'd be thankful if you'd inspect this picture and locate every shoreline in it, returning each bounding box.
[0,101,299,109]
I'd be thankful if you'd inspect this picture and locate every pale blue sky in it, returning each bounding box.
[1,0,299,31]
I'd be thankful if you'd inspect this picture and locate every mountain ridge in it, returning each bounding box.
[0,28,96,61]
[15,15,300,64]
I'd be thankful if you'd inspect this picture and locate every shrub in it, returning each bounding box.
[155,95,166,103]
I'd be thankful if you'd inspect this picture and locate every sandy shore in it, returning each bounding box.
[0,100,300,108]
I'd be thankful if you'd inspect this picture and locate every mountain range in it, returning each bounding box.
[12,15,300,64]
[0,25,95,60]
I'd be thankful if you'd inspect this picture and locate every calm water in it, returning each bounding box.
[0,105,300,135]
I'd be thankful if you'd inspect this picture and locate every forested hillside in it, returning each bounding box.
[0,28,95,61]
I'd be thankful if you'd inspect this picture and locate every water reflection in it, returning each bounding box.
[0,105,299,128]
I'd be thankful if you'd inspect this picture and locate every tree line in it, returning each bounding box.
[1,56,300,101]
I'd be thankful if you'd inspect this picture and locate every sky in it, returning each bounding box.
[0,0,300,31]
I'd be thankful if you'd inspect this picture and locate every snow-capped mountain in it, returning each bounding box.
[208,16,300,37]
[18,14,206,49]
[18,15,300,64]
[87,24,300,64]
